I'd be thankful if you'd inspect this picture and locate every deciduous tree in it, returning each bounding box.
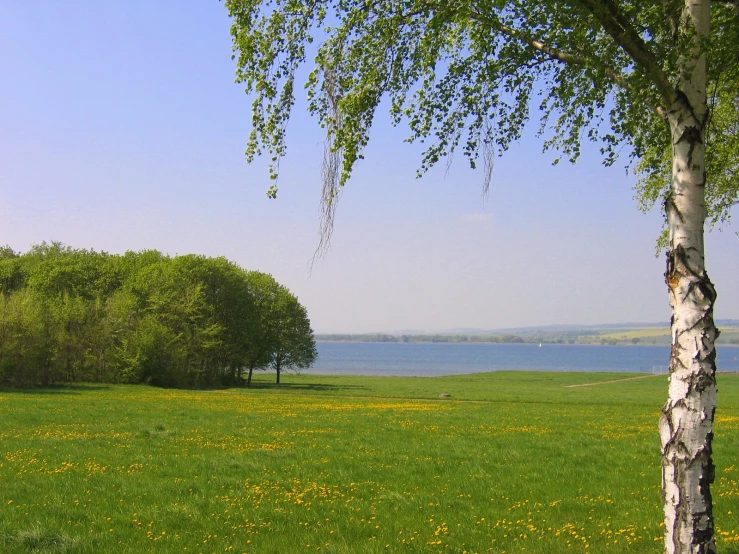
[0,246,307,390]
[244,271,317,384]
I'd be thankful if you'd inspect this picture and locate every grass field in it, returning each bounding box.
[596,328,672,342]
[1,372,738,553]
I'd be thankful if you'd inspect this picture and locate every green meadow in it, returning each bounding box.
[596,326,739,345]
[2,372,738,553]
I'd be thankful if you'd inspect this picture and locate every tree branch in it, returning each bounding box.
[398,0,672,119]
[662,0,681,41]
[577,0,678,105]
[468,9,668,119]
[468,10,591,66]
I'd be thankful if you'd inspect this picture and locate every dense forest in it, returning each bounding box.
[0,242,316,388]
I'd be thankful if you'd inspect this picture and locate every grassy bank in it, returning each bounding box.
[1,372,738,553]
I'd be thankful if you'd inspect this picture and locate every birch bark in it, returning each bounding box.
[659,2,718,552]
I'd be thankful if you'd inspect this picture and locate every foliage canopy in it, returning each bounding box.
[227,0,738,236]
[0,243,316,388]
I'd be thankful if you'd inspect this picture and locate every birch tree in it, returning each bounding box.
[227,1,739,551]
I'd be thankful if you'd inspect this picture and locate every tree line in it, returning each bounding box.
[316,331,602,345]
[0,242,316,388]
[317,333,528,343]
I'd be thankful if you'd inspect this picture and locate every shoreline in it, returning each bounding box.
[316,340,739,347]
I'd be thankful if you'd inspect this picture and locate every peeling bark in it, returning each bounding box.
[661,240,718,554]
[660,3,717,552]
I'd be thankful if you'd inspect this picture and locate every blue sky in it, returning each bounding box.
[1,1,737,333]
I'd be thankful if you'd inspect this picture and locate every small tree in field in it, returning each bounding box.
[226,1,738,552]
[269,287,317,384]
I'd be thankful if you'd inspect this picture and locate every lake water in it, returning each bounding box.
[305,341,739,376]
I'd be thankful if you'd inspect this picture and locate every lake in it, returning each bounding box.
[305,341,739,376]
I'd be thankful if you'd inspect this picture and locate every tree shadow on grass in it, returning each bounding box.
[246,382,368,393]
[0,384,111,395]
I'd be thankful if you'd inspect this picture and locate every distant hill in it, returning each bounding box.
[316,321,739,346]
[438,320,739,335]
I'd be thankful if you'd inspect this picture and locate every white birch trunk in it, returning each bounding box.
[660,2,718,552]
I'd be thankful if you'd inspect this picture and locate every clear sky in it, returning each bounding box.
[1,1,737,334]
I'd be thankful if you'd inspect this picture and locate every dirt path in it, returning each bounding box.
[564,374,664,388]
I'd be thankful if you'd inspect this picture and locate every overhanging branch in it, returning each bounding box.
[468,8,667,119]
[577,0,678,106]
